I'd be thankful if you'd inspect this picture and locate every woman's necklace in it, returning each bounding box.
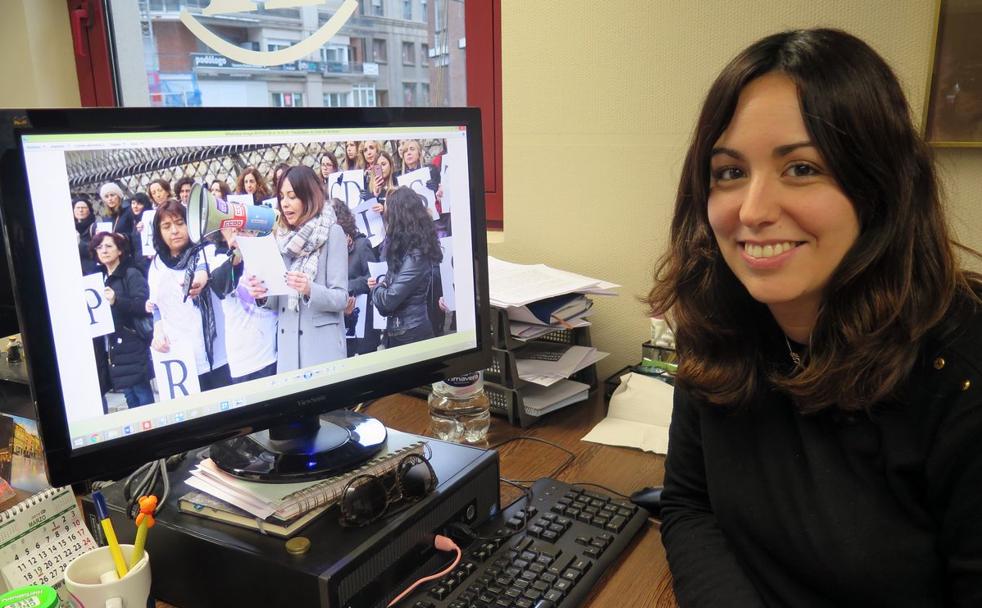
[784,335,802,367]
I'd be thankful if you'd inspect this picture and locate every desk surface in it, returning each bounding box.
[157,391,676,607]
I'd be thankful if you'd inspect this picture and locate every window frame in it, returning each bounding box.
[67,0,503,227]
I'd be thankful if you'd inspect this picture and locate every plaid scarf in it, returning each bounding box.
[276,205,337,311]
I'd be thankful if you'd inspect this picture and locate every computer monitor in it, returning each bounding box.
[0,107,491,487]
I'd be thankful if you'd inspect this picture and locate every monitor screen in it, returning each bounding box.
[0,107,491,486]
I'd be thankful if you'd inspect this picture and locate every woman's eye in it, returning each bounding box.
[786,163,819,177]
[712,167,744,181]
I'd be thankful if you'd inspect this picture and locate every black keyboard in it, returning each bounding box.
[403,478,649,608]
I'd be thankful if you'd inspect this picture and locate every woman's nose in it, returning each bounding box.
[738,175,781,227]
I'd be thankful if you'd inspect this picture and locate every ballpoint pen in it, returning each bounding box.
[92,490,128,578]
[129,495,157,570]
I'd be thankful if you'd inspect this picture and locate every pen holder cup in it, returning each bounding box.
[64,545,151,608]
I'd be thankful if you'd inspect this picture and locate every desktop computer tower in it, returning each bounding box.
[82,430,500,608]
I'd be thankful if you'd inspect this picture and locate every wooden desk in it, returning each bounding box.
[156,391,676,607]
[363,391,677,608]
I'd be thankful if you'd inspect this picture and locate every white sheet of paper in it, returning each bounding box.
[439,153,455,214]
[439,236,455,311]
[95,221,112,235]
[260,196,278,208]
[151,338,201,401]
[234,235,292,297]
[397,167,439,220]
[326,170,366,209]
[488,256,620,307]
[226,193,254,207]
[82,273,115,338]
[346,294,368,340]
[582,372,674,454]
[352,199,386,248]
[368,261,388,329]
[140,210,156,257]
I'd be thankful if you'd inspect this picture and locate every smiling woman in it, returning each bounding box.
[648,28,982,607]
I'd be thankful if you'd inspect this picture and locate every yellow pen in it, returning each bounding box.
[92,490,128,578]
[129,495,157,569]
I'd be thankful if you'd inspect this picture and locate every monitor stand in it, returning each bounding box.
[209,410,387,482]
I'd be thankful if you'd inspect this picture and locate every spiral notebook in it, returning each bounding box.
[0,486,98,596]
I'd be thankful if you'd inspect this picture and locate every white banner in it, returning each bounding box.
[326,170,366,210]
[352,199,386,248]
[368,261,388,329]
[95,221,112,235]
[439,237,455,311]
[397,167,439,220]
[140,210,156,257]
[440,153,456,214]
[82,273,115,338]
[151,337,201,401]
[226,193,254,207]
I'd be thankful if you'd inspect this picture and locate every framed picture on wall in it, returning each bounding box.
[923,0,982,146]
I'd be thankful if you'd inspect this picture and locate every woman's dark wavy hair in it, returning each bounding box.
[330,198,358,239]
[383,186,442,273]
[646,28,980,413]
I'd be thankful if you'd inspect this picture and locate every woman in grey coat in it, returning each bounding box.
[248,165,348,372]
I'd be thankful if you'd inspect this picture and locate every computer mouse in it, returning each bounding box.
[630,486,663,517]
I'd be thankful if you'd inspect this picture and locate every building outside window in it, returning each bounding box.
[266,39,293,53]
[372,39,388,63]
[420,83,430,106]
[403,82,416,106]
[402,42,415,66]
[271,92,304,107]
[403,0,413,20]
[421,43,430,66]
[352,84,377,107]
[371,0,384,17]
[324,92,351,107]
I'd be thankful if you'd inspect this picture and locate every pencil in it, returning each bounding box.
[92,490,128,578]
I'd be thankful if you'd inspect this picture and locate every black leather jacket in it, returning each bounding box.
[372,250,433,335]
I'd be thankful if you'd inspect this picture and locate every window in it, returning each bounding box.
[72,0,504,227]
[372,39,388,63]
[352,85,377,107]
[402,42,415,66]
[402,82,416,106]
[324,92,351,107]
[403,0,412,20]
[271,92,303,107]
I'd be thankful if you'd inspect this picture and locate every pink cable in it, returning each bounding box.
[387,534,462,607]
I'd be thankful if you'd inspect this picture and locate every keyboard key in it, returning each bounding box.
[494,597,512,608]
[544,588,564,602]
[428,585,449,599]
[552,578,572,593]
[562,567,583,582]
[515,599,534,608]
[605,515,628,532]
[571,557,592,572]
[584,546,601,558]
[413,601,436,608]
[532,600,556,608]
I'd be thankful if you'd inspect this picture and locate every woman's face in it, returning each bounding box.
[379,155,392,179]
[102,191,121,210]
[94,236,121,267]
[73,201,90,220]
[278,177,306,227]
[403,142,420,167]
[346,141,359,160]
[363,142,379,165]
[706,73,860,329]
[158,213,190,257]
[210,181,225,199]
[130,199,145,215]
[244,173,257,194]
[320,156,336,178]
[149,183,168,205]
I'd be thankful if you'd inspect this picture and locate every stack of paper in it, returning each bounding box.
[514,342,608,387]
[488,257,618,339]
[521,379,591,417]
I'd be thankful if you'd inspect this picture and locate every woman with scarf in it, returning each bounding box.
[147,199,231,390]
[369,187,443,348]
[246,165,348,371]
[90,231,154,408]
[97,182,133,236]
[330,199,380,356]
[74,196,96,271]
[125,192,152,272]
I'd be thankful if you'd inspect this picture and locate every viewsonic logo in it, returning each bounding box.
[180,0,358,67]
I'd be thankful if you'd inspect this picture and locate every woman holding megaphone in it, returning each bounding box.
[146,199,231,391]
[246,165,348,371]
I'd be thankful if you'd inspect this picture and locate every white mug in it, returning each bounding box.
[64,544,151,608]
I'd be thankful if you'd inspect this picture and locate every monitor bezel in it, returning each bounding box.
[0,107,492,486]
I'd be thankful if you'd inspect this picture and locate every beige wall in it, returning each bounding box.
[0,0,80,108]
[493,1,982,378]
